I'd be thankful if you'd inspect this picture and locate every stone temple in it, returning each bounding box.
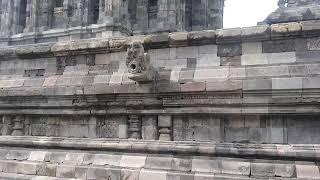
[0,0,319,179]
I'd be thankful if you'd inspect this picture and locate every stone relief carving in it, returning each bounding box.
[307,38,320,50]
[278,0,288,8]
[126,41,155,82]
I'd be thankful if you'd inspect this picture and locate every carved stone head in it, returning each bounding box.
[125,41,154,82]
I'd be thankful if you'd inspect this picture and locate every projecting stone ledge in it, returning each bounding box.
[0,21,319,59]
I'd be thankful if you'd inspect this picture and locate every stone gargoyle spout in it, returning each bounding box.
[126,41,155,82]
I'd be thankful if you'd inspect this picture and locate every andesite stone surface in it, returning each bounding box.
[0,0,318,180]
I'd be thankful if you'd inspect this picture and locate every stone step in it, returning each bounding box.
[0,172,79,180]
[0,146,318,179]
[0,157,310,179]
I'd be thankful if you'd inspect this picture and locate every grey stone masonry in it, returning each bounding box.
[0,0,224,46]
[0,3,319,179]
[263,0,320,24]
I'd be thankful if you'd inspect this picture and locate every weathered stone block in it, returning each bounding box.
[289,65,308,76]
[142,116,158,140]
[188,30,216,45]
[243,79,272,91]
[217,44,242,57]
[271,22,301,39]
[139,169,167,180]
[194,68,229,81]
[275,164,296,178]
[23,78,45,87]
[93,154,121,166]
[221,56,241,66]
[262,39,295,53]
[246,65,289,78]
[17,162,37,175]
[45,152,66,163]
[75,167,87,179]
[251,163,275,177]
[28,151,47,162]
[296,165,320,179]
[303,77,320,89]
[221,161,250,176]
[36,164,56,177]
[225,128,249,143]
[56,165,75,178]
[272,77,303,90]
[169,32,188,47]
[158,115,172,128]
[145,156,173,170]
[225,115,245,128]
[248,128,268,143]
[86,167,108,180]
[181,82,206,92]
[93,75,111,84]
[120,169,140,180]
[267,52,296,64]
[6,151,30,161]
[192,158,220,173]
[120,155,146,168]
[296,51,320,63]
[179,70,195,83]
[167,172,194,180]
[241,54,268,65]
[241,25,270,41]
[3,162,18,173]
[64,153,84,165]
[172,157,192,172]
[216,28,242,43]
[176,46,198,59]
[242,42,262,54]
[194,173,215,180]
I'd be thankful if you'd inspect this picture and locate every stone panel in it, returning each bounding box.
[98,116,120,138]
[173,115,221,142]
[217,43,242,57]
[262,40,296,53]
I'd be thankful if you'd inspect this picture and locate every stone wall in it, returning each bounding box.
[0,20,319,179]
[0,0,224,46]
[0,21,319,143]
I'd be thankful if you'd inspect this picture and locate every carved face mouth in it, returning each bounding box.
[130,64,137,70]
[128,61,141,74]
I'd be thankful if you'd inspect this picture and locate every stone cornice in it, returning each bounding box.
[0,136,318,161]
[0,21,320,59]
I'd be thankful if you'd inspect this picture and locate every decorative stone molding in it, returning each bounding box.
[11,115,25,136]
[158,115,172,141]
[126,41,155,82]
[128,115,141,139]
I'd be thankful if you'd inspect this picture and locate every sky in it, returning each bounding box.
[223,0,279,28]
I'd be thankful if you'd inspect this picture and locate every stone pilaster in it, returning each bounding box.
[98,0,114,24]
[2,115,13,135]
[135,0,148,33]
[158,115,172,141]
[118,116,128,139]
[1,1,15,36]
[35,0,51,32]
[11,115,24,136]
[52,0,68,29]
[142,116,158,140]
[128,115,141,139]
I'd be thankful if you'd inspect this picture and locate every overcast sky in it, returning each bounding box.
[224,0,279,28]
